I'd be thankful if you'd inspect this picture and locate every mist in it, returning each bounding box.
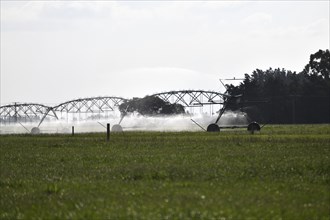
[0,111,249,134]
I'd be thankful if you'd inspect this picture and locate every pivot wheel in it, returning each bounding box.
[111,124,123,132]
[207,123,220,132]
[31,127,40,134]
[247,122,261,134]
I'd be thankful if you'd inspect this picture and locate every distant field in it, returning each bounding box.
[1,125,329,219]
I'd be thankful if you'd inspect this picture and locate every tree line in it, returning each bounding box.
[226,49,330,124]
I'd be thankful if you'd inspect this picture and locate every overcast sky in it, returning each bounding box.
[1,1,329,105]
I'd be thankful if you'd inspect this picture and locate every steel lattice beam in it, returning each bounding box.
[0,97,127,123]
[0,103,54,123]
[152,90,225,107]
[52,96,128,113]
[0,92,224,124]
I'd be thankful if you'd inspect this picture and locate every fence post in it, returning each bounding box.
[72,126,74,136]
[107,123,110,142]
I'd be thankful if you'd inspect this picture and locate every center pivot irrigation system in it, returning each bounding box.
[0,80,263,133]
[152,88,262,133]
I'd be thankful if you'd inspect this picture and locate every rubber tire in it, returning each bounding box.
[111,124,123,132]
[207,123,220,132]
[31,127,40,134]
[247,122,261,132]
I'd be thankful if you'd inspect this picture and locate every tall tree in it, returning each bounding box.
[303,49,330,79]
[119,96,185,116]
[225,49,330,124]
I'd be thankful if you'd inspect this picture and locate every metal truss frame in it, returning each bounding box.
[0,91,225,124]
[53,96,127,113]
[152,90,225,107]
[0,103,56,123]
[0,97,128,124]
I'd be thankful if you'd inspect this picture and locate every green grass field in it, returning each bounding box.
[1,125,330,219]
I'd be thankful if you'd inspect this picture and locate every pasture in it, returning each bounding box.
[0,125,329,219]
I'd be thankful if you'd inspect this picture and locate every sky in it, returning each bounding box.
[1,0,329,105]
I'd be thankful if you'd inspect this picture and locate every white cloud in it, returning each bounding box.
[1,1,41,21]
[304,19,329,36]
[242,12,272,26]
[104,67,222,97]
[1,1,329,104]
[39,1,112,20]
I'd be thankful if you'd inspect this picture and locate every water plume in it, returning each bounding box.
[0,111,249,134]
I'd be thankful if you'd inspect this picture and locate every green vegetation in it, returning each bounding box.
[227,49,330,124]
[119,95,185,116]
[1,125,329,219]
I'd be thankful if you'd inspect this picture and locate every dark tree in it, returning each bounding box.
[225,49,330,124]
[119,96,185,116]
[303,49,330,79]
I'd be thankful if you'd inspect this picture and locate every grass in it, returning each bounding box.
[0,124,329,219]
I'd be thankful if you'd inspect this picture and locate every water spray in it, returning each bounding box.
[190,119,206,131]
[18,122,30,133]
[97,121,107,129]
